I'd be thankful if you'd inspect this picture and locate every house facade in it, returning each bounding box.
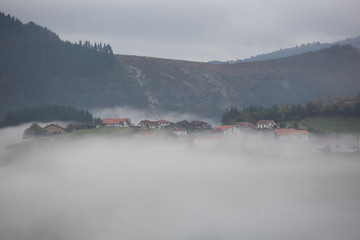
[157,119,173,128]
[189,121,210,130]
[102,118,130,127]
[256,120,277,129]
[42,124,67,135]
[216,125,241,135]
[169,127,188,136]
[138,119,173,129]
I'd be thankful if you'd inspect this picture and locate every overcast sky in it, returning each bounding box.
[2,0,360,62]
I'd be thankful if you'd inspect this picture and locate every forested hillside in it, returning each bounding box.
[1,12,360,120]
[0,12,116,116]
[1,105,94,127]
[0,12,114,76]
[221,95,360,125]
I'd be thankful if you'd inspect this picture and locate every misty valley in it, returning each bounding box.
[1,120,360,240]
[1,9,360,240]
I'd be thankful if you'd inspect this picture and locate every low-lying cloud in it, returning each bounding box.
[0,125,360,240]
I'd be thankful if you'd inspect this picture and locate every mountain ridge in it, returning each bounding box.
[209,35,360,64]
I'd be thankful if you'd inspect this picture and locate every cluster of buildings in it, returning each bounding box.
[99,118,309,142]
[38,118,310,144]
[215,120,309,142]
[100,118,211,137]
[31,118,360,153]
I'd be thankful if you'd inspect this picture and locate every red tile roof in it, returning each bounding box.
[216,125,234,131]
[274,128,309,135]
[102,118,128,124]
[158,119,170,123]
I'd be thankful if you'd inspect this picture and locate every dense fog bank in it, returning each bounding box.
[0,126,360,240]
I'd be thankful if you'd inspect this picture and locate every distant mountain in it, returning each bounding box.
[209,35,360,64]
[1,12,360,119]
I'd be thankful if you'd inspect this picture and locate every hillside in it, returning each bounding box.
[114,45,360,117]
[0,12,116,114]
[1,12,360,119]
[210,35,360,64]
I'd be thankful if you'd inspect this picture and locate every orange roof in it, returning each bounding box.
[216,125,235,131]
[158,119,170,123]
[102,118,128,124]
[274,128,309,135]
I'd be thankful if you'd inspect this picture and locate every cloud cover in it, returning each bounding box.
[1,125,360,239]
[2,0,360,61]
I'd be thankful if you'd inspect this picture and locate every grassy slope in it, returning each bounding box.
[282,117,360,133]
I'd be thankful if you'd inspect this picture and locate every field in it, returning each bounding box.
[281,117,360,133]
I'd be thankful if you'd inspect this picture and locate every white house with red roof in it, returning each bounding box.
[157,119,173,128]
[169,127,187,136]
[102,118,130,127]
[274,128,309,142]
[256,120,277,129]
[216,125,241,135]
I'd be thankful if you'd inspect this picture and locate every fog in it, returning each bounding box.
[1,125,360,240]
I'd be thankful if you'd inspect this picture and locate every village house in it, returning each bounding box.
[102,118,130,127]
[169,127,188,136]
[138,120,152,128]
[148,121,159,128]
[157,119,173,128]
[256,120,277,129]
[216,125,241,135]
[274,128,309,142]
[42,124,67,135]
[189,120,211,130]
[138,119,173,129]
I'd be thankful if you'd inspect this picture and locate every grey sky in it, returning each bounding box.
[2,0,360,61]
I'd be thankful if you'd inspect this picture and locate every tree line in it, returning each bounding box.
[0,105,98,127]
[0,12,115,77]
[222,95,360,125]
